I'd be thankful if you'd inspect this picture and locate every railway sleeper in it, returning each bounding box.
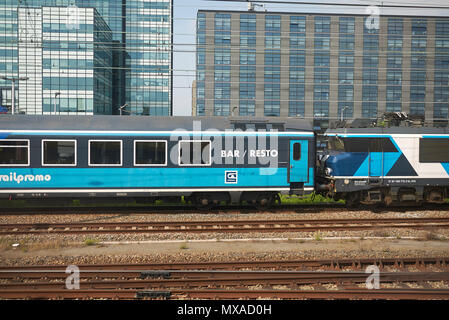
[140,271,172,280]
[136,290,171,299]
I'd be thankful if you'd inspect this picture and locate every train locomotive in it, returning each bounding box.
[0,115,315,208]
[316,125,449,206]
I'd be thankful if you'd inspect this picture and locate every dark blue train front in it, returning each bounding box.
[0,115,315,208]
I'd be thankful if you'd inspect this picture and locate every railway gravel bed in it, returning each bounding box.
[2,217,449,235]
[1,208,449,225]
[1,259,448,300]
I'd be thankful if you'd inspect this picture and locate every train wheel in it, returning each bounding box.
[345,192,360,208]
[194,194,213,210]
[255,193,275,211]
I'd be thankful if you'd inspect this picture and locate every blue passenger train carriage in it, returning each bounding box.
[317,126,449,206]
[0,115,315,208]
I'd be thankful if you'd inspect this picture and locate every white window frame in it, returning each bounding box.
[41,139,77,167]
[178,140,212,167]
[0,139,30,167]
[133,140,168,167]
[88,140,123,167]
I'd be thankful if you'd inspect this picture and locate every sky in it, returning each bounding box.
[172,0,449,116]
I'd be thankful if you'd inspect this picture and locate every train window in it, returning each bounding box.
[89,140,122,166]
[179,141,211,166]
[42,140,76,166]
[134,141,167,166]
[0,140,29,166]
[341,137,397,153]
[293,143,301,161]
[419,138,449,163]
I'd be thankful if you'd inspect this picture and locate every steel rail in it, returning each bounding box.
[1,272,448,290]
[1,217,449,235]
[1,257,448,272]
[2,202,449,216]
[1,288,449,300]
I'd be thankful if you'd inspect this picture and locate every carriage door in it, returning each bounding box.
[369,138,382,177]
[289,140,309,183]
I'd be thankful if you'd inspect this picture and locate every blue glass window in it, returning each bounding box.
[264,67,281,82]
[240,32,256,47]
[215,14,231,30]
[314,102,329,117]
[289,84,305,100]
[214,100,230,116]
[340,35,354,50]
[290,51,305,66]
[265,32,281,48]
[264,83,280,100]
[362,86,378,101]
[411,71,426,85]
[339,17,355,34]
[290,16,306,32]
[289,101,305,117]
[265,50,281,65]
[412,19,427,35]
[315,16,330,33]
[387,70,402,85]
[362,102,378,118]
[314,85,329,100]
[264,101,280,116]
[290,33,306,49]
[240,49,256,65]
[410,103,425,115]
[239,100,255,116]
[215,83,230,99]
[241,14,256,31]
[410,87,426,101]
[240,83,256,99]
[290,68,305,83]
[240,66,256,82]
[266,15,281,31]
[388,18,403,35]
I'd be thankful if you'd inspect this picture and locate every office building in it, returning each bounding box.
[196,9,449,127]
[0,0,173,115]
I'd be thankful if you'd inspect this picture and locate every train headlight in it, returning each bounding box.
[325,167,333,176]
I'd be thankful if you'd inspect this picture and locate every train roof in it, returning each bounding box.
[0,115,314,132]
[325,126,449,135]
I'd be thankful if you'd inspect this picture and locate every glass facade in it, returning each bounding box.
[0,0,172,115]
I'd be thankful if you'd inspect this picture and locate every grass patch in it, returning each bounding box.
[179,242,189,250]
[313,231,323,241]
[280,193,344,205]
[83,238,100,246]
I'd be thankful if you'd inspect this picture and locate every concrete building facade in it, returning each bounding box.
[195,9,449,128]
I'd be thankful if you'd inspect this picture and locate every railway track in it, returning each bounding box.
[1,202,449,216]
[1,256,448,271]
[0,257,448,299]
[0,203,345,215]
[1,217,449,235]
